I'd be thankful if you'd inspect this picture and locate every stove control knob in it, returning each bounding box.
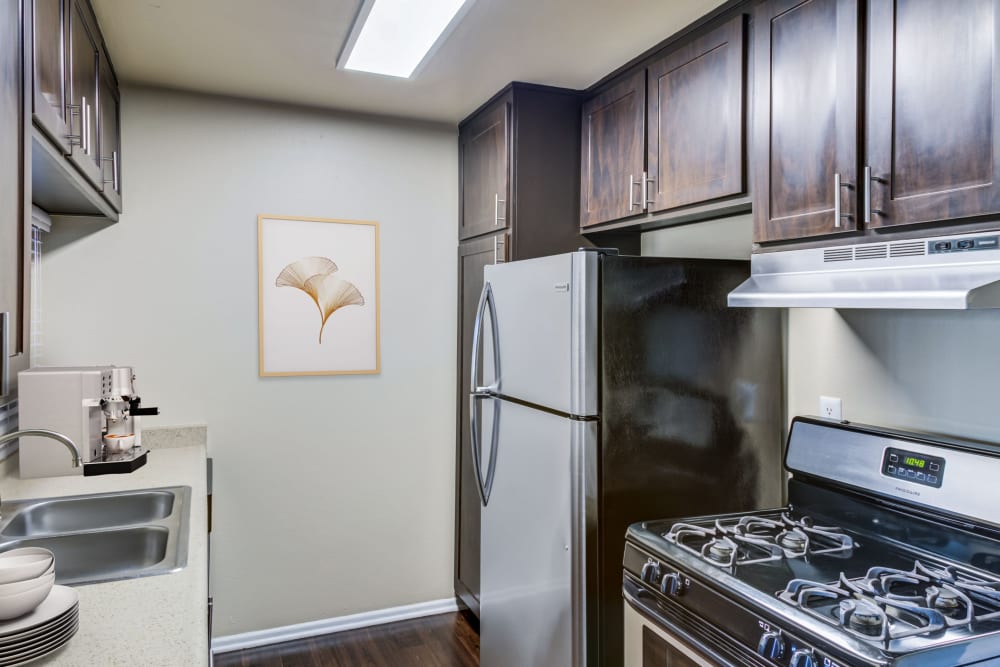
[756,631,785,660]
[640,560,661,584]
[659,573,682,596]
[790,649,816,667]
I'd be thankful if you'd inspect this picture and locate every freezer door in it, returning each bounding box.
[481,252,598,417]
[479,398,596,667]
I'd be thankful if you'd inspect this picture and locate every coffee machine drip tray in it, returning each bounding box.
[83,448,148,476]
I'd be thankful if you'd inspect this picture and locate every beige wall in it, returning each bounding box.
[39,87,459,636]
[786,308,1000,443]
[644,216,1000,444]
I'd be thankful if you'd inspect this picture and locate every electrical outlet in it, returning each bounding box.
[819,396,843,421]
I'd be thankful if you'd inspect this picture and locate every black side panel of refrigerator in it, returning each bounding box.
[597,255,784,665]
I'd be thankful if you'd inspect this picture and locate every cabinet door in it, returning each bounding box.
[647,15,747,212]
[98,53,120,212]
[1,0,29,402]
[867,0,1000,228]
[31,0,70,153]
[65,0,100,187]
[459,101,509,241]
[455,232,507,617]
[752,0,860,243]
[580,70,646,227]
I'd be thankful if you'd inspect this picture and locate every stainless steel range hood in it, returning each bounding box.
[728,231,1000,309]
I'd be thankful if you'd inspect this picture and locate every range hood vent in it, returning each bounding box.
[729,231,1000,309]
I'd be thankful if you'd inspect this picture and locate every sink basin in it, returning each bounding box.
[1,490,174,537]
[5,527,169,585]
[0,486,190,586]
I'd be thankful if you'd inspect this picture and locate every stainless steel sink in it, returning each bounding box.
[0,486,191,586]
[1,490,175,537]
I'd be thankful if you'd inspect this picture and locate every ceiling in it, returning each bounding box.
[91,0,727,124]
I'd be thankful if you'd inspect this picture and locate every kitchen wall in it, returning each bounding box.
[644,219,1000,445]
[39,87,459,636]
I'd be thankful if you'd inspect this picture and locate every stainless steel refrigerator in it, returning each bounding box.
[469,250,784,666]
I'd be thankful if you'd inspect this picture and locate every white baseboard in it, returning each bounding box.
[211,597,461,654]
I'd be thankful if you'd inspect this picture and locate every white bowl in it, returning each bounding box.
[0,574,54,620]
[0,549,53,585]
[0,572,54,597]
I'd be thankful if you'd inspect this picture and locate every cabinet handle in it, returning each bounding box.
[86,101,93,156]
[834,173,852,228]
[644,172,654,207]
[864,167,886,222]
[494,194,506,226]
[66,104,83,147]
[103,150,120,191]
[863,166,871,224]
[493,235,506,264]
[82,97,89,155]
[0,312,8,398]
[628,174,641,212]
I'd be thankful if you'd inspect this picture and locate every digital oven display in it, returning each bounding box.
[882,447,945,488]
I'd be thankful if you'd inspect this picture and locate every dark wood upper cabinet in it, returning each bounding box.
[65,0,101,188]
[866,0,1000,229]
[31,0,70,153]
[580,70,646,228]
[28,0,122,220]
[459,100,509,241]
[752,0,861,244]
[647,15,747,213]
[98,51,121,212]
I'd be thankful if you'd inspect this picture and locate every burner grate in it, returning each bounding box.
[777,560,1000,648]
[663,513,855,568]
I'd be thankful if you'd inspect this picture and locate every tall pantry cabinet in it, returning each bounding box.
[455,83,600,618]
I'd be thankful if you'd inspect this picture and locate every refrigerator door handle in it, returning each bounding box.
[470,281,502,506]
[469,394,501,506]
[470,281,501,394]
[483,398,500,505]
[469,394,487,504]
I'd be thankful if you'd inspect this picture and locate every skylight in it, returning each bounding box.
[339,0,474,79]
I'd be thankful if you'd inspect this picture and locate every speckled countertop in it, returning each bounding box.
[0,443,209,666]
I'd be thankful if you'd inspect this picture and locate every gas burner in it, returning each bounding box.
[777,529,807,551]
[707,539,736,564]
[929,587,963,613]
[840,599,886,636]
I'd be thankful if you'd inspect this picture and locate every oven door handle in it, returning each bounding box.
[623,577,748,667]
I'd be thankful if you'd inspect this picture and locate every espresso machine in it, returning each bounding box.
[17,366,159,478]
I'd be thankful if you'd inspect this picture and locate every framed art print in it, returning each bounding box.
[258,215,380,376]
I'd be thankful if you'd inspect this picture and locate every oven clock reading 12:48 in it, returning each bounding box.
[882,447,946,489]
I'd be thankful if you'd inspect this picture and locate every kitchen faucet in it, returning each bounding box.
[0,430,82,518]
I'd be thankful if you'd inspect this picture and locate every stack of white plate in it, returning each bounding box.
[0,586,78,666]
[0,549,78,666]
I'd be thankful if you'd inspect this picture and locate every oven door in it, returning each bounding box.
[624,598,717,667]
[623,576,774,667]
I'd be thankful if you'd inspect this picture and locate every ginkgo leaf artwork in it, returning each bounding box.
[259,215,379,376]
[276,256,365,343]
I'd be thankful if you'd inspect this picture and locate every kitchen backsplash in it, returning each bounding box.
[140,424,208,450]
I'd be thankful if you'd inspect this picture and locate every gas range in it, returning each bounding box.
[623,417,1000,667]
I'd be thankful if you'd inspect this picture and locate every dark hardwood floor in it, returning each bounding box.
[214,611,479,667]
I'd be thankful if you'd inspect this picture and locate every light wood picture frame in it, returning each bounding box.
[258,215,381,376]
